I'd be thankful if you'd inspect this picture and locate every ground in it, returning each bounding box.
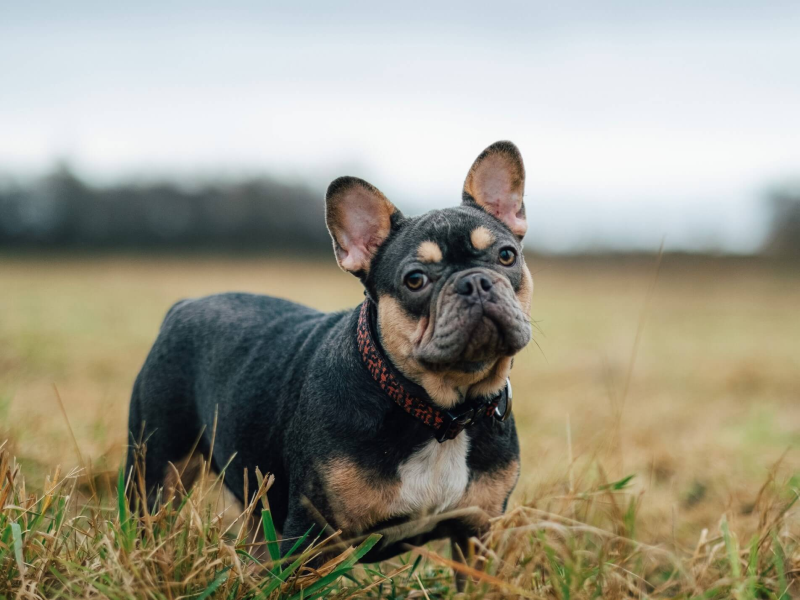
[1,253,799,597]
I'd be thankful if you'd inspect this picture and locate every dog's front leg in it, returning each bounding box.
[278,493,348,566]
[451,535,471,592]
[278,503,318,559]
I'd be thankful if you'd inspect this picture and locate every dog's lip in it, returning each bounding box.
[413,310,511,369]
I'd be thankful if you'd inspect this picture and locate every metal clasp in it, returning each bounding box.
[437,404,477,442]
[493,378,513,422]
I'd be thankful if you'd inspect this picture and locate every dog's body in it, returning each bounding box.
[127,141,533,561]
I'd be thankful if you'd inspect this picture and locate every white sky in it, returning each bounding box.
[1,1,799,252]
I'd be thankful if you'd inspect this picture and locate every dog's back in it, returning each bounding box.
[126,292,344,513]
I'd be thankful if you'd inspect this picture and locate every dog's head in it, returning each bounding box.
[326,141,533,407]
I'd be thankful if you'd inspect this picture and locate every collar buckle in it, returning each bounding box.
[437,404,479,442]
[435,377,512,443]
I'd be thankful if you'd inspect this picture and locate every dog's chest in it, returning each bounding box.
[389,435,470,517]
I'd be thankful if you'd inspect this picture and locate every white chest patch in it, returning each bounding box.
[390,434,470,517]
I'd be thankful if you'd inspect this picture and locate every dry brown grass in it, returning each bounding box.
[1,253,799,597]
[2,439,798,598]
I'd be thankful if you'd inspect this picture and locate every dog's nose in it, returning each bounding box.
[455,272,493,298]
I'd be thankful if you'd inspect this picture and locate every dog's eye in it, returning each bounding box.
[404,271,428,291]
[498,248,517,266]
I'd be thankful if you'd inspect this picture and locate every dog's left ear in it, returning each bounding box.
[462,141,527,238]
[326,176,401,276]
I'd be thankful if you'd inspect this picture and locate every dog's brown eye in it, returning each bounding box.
[404,271,428,291]
[498,248,517,266]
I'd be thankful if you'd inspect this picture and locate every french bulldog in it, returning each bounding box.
[126,140,533,566]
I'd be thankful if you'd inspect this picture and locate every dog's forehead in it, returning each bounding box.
[397,206,504,254]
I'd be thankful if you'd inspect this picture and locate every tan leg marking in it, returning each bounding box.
[458,460,520,528]
[417,241,443,263]
[323,458,400,533]
[470,226,495,251]
[163,453,204,501]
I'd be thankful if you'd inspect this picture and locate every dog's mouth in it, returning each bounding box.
[413,271,531,372]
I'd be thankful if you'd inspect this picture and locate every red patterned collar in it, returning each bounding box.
[356,299,511,442]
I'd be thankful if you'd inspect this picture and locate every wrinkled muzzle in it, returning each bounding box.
[415,268,531,370]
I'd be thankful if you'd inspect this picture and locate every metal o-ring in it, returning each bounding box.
[494,378,513,422]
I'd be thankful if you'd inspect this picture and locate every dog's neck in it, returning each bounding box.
[410,357,512,410]
[357,299,509,443]
[369,301,511,410]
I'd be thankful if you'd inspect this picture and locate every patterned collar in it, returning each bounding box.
[356,299,512,442]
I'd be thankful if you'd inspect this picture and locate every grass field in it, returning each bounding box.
[1,253,799,598]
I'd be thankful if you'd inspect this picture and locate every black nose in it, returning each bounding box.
[456,272,493,297]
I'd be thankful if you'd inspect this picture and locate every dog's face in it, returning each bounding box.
[326,141,532,402]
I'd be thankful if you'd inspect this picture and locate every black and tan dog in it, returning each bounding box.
[126,140,533,563]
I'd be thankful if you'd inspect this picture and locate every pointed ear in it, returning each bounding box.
[462,141,527,238]
[325,176,400,276]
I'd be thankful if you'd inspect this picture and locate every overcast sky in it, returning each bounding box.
[1,1,799,252]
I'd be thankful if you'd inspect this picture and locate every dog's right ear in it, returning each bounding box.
[325,176,401,277]
[462,141,527,238]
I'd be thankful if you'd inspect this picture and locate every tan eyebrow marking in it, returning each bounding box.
[417,241,443,263]
[470,226,495,250]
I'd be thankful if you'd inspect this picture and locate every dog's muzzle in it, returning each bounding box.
[415,269,531,369]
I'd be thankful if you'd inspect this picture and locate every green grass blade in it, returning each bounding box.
[290,534,383,600]
[116,467,134,552]
[407,554,423,579]
[261,508,281,565]
[339,533,381,569]
[195,566,231,600]
[284,525,315,562]
[771,531,789,600]
[117,467,127,521]
[286,568,351,600]
[720,518,741,579]
[599,474,635,491]
[256,551,308,598]
[11,522,25,577]
[235,548,262,565]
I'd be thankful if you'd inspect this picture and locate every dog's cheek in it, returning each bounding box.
[468,356,513,399]
[322,458,400,533]
[516,263,533,316]
[377,295,425,366]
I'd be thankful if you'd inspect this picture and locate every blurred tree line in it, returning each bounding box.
[763,181,800,257]
[2,166,799,256]
[0,166,330,253]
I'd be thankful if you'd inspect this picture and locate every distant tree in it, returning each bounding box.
[0,166,330,253]
[763,181,800,257]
